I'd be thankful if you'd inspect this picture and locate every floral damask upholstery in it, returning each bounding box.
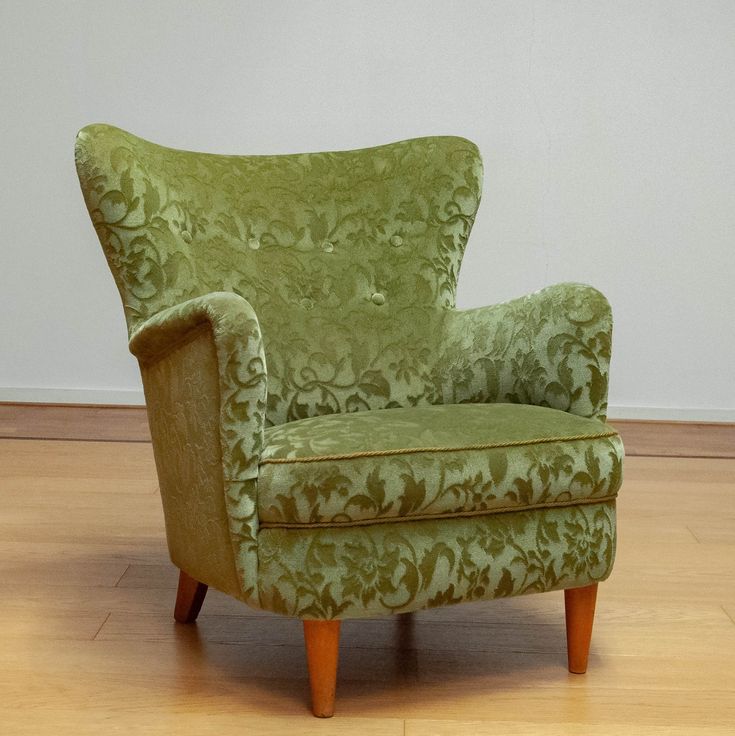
[75,124,622,623]
[259,403,622,527]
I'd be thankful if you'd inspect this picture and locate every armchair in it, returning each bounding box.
[76,124,623,717]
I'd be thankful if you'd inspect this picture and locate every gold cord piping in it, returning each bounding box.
[260,430,619,465]
[259,494,618,530]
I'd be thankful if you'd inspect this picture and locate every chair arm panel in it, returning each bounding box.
[440,283,613,421]
[130,292,267,605]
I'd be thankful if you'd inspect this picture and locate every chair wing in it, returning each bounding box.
[441,282,613,421]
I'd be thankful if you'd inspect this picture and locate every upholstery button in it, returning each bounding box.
[371,292,385,306]
[390,234,403,247]
[181,230,192,243]
[248,237,261,250]
[321,240,334,253]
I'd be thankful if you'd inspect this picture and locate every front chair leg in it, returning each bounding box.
[174,570,208,623]
[564,583,598,674]
[303,620,341,717]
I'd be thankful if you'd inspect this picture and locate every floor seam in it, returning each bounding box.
[113,564,131,587]
[92,611,112,641]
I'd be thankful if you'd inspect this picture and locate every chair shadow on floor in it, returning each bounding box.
[168,586,586,715]
[11,546,590,716]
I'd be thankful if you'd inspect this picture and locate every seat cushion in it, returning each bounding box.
[258,403,623,528]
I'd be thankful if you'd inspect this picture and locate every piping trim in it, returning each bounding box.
[259,494,618,530]
[260,430,619,465]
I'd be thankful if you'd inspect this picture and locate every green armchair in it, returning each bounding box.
[76,124,623,717]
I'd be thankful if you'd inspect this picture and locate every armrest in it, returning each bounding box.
[129,291,267,479]
[129,292,267,605]
[441,282,613,421]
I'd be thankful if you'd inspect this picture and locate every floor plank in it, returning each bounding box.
[406,721,735,736]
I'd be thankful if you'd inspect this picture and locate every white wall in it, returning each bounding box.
[1,0,733,420]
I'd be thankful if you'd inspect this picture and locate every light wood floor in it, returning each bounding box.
[1,411,734,734]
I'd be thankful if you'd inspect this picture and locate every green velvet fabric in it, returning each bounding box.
[259,500,616,619]
[75,124,622,619]
[259,403,622,526]
[75,124,612,427]
[130,293,266,606]
[140,323,242,598]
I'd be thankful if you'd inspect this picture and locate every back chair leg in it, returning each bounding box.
[303,620,341,717]
[174,570,208,623]
[564,583,598,674]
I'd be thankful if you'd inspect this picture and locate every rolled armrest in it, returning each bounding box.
[130,291,267,479]
[441,282,613,421]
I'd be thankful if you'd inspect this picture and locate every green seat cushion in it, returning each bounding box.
[258,403,622,528]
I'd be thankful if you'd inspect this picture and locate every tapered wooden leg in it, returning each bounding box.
[303,620,341,717]
[174,570,208,623]
[564,583,598,674]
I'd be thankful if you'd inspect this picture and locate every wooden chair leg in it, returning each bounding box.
[174,570,208,623]
[303,620,341,718]
[564,583,598,674]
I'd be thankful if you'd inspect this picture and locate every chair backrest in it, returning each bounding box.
[76,124,483,426]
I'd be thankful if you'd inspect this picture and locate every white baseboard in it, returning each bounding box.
[0,388,733,422]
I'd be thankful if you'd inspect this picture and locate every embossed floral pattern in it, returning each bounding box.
[258,403,622,526]
[258,501,617,619]
[75,125,621,618]
[129,292,267,606]
[75,125,612,429]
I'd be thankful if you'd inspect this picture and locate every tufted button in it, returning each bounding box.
[181,230,192,243]
[371,292,386,306]
[321,240,334,253]
[389,234,403,247]
[248,237,261,250]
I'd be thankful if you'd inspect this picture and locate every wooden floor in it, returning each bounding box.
[1,407,734,734]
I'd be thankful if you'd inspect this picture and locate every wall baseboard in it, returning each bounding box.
[0,387,733,423]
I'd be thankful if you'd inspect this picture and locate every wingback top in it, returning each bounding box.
[75,125,483,425]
